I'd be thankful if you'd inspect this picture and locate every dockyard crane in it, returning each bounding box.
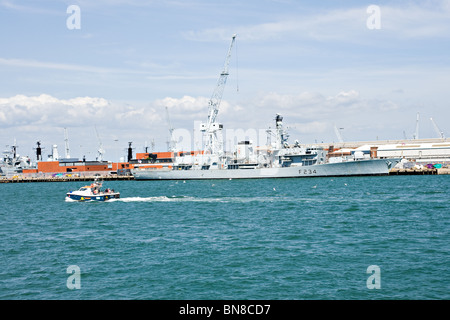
[165,106,177,152]
[64,128,70,159]
[334,124,344,143]
[95,126,105,162]
[430,117,445,139]
[200,34,237,156]
[413,112,420,140]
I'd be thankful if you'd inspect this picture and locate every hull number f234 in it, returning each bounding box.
[299,169,317,175]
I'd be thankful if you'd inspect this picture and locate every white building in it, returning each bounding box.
[355,141,450,164]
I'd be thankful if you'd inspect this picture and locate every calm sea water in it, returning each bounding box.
[0,175,448,300]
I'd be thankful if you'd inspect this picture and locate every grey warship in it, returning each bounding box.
[132,114,398,180]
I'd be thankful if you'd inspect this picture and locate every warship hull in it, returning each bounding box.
[132,158,398,180]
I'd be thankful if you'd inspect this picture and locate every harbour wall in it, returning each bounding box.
[0,171,134,183]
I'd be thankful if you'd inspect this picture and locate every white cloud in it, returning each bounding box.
[0,90,400,133]
[0,94,109,128]
[292,121,329,135]
[153,95,233,122]
[250,90,397,121]
[157,95,207,112]
[0,94,166,134]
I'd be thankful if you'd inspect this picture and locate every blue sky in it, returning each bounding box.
[1,0,449,161]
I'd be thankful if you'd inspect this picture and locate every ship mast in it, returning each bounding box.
[200,34,237,156]
[64,128,71,159]
[34,141,43,161]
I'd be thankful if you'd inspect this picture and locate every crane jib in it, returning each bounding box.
[201,34,237,156]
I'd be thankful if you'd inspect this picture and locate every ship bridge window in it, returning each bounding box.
[302,160,316,166]
[289,156,303,163]
[173,165,192,170]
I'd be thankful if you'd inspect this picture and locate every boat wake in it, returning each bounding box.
[66,195,318,204]
[109,196,187,202]
[110,195,282,203]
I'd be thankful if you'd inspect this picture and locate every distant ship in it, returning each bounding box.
[0,142,34,177]
[132,114,399,180]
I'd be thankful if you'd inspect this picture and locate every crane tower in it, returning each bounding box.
[200,34,237,156]
[430,117,445,139]
[165,106,177,152]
